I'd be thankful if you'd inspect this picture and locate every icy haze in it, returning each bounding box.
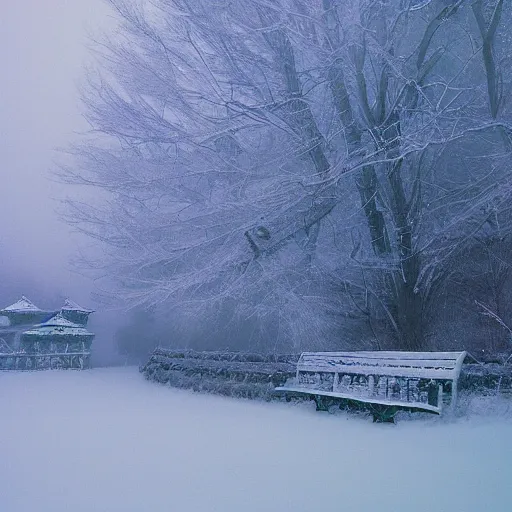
[1,368,511,511]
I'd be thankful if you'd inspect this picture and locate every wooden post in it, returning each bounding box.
[451,379,458,414]
[427,380,438,406]
[368,375,375,396]
[451,351,466,414]
[437,384,443,413]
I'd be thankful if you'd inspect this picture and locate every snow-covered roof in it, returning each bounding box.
[36,313,83,329]
[24,313,94,337]
[1,296,42,313]
[61,298,94,313]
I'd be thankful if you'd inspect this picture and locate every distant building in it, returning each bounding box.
[0,296,95,370]
[60,298,94,326]
[0,296,57,326]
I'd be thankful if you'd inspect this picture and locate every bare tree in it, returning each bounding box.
[63,0,512,352]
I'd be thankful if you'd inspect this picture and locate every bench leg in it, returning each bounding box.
[313,395,329,412]
[371,405,398,423]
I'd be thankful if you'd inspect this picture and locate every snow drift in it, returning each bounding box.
[1,367,511,512]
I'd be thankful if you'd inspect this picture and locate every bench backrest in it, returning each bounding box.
[297,351,466,382]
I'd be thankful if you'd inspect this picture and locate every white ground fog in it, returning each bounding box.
[1,368,511,512]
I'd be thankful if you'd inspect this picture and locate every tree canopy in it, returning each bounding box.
[65,0,512,353]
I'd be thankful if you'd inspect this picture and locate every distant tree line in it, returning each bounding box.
[64,0,512,356]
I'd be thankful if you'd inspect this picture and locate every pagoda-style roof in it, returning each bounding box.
[24,313,94,337]
[1,296,42,313]
[36,313,83,329]
[61,298,94,314]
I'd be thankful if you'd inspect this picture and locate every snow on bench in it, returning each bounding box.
[275,351,467,422]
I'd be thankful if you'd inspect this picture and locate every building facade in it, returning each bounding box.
[0,296,95,370]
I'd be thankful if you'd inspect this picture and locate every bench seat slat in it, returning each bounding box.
[275,386,441,414]
[297,364,456,380]
[301,351,464,361]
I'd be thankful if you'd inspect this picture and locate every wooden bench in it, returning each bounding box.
[275,351,467,422]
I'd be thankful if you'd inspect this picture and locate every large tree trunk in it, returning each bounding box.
[388,159,424,350]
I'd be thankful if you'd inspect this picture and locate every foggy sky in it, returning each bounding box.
[1,1,123,364]
[0,0,113,303]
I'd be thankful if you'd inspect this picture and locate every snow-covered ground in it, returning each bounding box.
[1,368,511,512]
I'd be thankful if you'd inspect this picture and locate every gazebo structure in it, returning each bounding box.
[0,296,95,371]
